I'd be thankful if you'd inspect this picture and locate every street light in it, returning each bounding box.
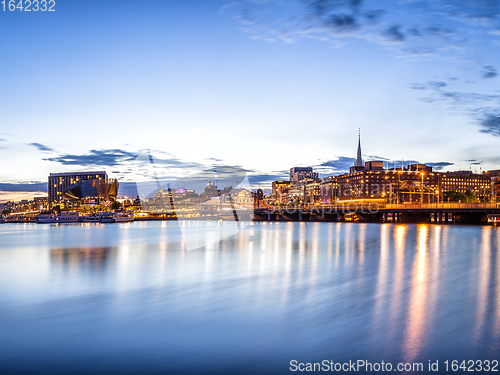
[421,172,424,204]
[397,170,402,204]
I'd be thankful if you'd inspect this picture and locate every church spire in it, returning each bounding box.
[355,129,363,167]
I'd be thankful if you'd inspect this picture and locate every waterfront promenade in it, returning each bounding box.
[3,202,500,225]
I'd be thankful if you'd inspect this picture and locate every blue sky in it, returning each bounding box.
[1,0,500,199]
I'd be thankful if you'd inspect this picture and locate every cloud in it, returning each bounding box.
[314,156,355,175]
[410,81,448,91]
[363,9,385,25]
[28,142,54,152]
[410,80,500,136]
[464,159,482,165]
[479,111,500,136]
[0,182,47,192]
[223,0,500,69]
[309,0,365,16]
[45,149,137,166]
[324,13,360,33]
[482,65,497,79]
[439,91,500,105]
[424,26,452,36]
[432,0,500,24]
[429,81,447,89]
[426,161,454,171]
[362,155,389,161]
[249,171,289,184]
[411,80,500,105]
[383,25,405,42]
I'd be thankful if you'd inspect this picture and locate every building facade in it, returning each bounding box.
[269,133,497,208]
[48,171,117,206]
[289,167,319,183]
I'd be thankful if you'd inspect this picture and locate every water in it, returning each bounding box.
[0,221,499,374]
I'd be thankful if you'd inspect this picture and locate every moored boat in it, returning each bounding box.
[79,215,100,223]
[55,212,79,223]
[36,212,79,224]
[113,211,134,222]
[36,214,57,223]
[99,211,134,223]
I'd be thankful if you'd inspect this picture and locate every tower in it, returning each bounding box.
[355,129,363,167]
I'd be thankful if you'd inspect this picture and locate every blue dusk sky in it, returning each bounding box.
[1,0,500,199]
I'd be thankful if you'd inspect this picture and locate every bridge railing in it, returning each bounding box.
[385,203,500,210]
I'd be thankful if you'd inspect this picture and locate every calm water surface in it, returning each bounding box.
[0,221,499,374]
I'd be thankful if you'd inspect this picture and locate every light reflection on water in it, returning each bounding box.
[0,221,499,374]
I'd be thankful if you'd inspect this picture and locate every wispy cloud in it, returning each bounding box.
[410,80,500,135]
[224,0,500,136]
[223,0,500,57]
[478,111,500,136]
[314,156,355,175]
[0,181,47,192]
[426,161,454,171]
[383,25,405,42]
[45,149,138,166]
[28,142,54,152]
[482,65,498,79]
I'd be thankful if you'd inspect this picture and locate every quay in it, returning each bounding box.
[3,205,500,226]
[253,203,500,224]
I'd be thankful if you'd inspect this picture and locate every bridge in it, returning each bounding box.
[252,203,500,224]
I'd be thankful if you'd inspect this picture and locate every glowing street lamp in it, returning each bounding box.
[421,172,424,204]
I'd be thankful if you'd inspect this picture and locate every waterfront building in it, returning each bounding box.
[33,197,49,211]
[440,171,491,202]
[252,189,264,209]
[150,188,174,211]
[48,171,118,207]
[289,167,318,183]
[319,176,337,205]
[287,178,321,206]
[200,181,219,199]
[232,189,253,208]
[335,167,494,204]
[172,188,199,210]
[337,166,440,203]
[0,201,14,214]
[487,171,500,202]
[270,130,496,206]
[271,180,291,205]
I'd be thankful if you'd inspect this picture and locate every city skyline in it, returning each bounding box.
[1,129,499,202]
[2,0,500,202]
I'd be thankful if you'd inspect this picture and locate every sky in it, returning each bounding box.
[1,0,500,200]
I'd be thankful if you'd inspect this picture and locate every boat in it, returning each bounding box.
[79,215,100,223]
[113,211,134,222]
[0,216,6,224]
[55,212,79,223]
[36,212,79,224]
[36,213,57,223]
[99,211,134,223]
